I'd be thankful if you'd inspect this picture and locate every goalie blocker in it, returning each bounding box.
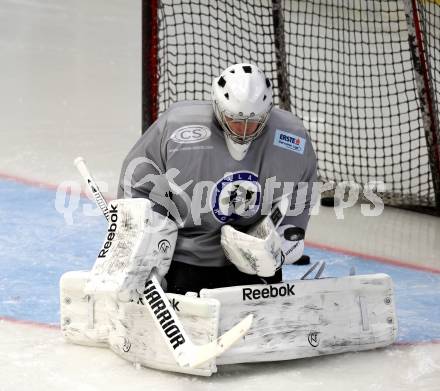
[60,270,397,376]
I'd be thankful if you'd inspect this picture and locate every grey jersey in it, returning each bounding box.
[118,101,317,267]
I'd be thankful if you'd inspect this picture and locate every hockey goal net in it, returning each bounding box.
[142,0,440,214]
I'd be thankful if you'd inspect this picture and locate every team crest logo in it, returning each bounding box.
[211,172,261,223]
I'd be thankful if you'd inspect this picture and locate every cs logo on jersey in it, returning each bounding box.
[211,172,261,223]
[170,125,211,144]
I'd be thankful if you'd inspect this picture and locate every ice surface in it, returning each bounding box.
[1,320,439,391]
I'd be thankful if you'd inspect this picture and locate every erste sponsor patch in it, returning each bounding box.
[273,129,306,154]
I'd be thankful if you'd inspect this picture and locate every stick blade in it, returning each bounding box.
[180,314,253,368]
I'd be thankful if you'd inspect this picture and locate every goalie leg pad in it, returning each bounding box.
[108,293,220,376]
[60,270,220,376]
[60,270,111,347]
[61,271,397,375]
[200,273,397,365]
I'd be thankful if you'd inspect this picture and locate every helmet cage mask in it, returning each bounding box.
[212,63,274,146]
[214,102,273,145]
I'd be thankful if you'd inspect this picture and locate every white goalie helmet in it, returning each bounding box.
[212,63,274,160]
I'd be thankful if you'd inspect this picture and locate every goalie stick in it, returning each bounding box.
[74,157,110,221]
[74,156,253,368]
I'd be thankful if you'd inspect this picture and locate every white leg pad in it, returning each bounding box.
[200,273,397,365]
[60,271,220,376]
[107,293,220,376]
[61,271,397,374]
[60,271,110,347]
